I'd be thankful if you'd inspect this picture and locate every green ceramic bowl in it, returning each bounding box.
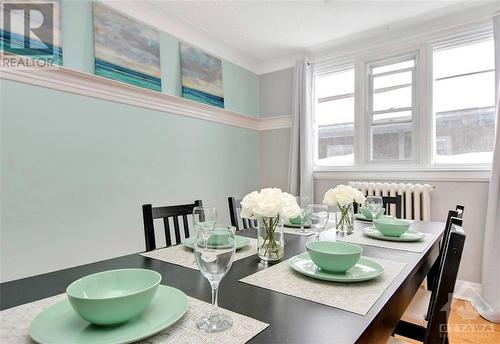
[359,207,385,219]
[66,269,161,326]
[373,218,410,237]
[289,216,302,225]
[306,241,362,273]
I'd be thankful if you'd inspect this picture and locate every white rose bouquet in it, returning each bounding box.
[240,188,300,261]
[323,185,365,233]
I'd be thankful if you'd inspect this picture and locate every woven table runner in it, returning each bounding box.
[141,239,258,270]
[0,293,268,344]
[240,256,406,315]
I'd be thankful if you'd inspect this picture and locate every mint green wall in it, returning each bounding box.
[59,0,259,117]
[0,80,260,282]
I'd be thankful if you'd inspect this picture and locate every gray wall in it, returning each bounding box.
[260,128,291,191]
[259,68,294,191]
[259,68,294,117]
[0,80,260,282]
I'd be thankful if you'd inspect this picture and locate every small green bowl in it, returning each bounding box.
[289,216,302,225]
[66,269,161,326]
[306,241,362,273]
[359,207,385,219]
[373,218,410,237]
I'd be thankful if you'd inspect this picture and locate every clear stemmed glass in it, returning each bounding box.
[295,196,311,233]
[194,225,236,333]
[307,204,329,241]
[365,196,383,220]
[193,206,217,231]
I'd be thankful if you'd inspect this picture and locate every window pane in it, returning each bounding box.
[315,97,354,126]
[433,38,496,164]
[373,110,412,123]
[434,71,495,112]
[373,59,414,75]
[434,39,494,79]
[371,122,412,160]
[318,123,354,165]
[315,68,355,165]
[373,71,412,90]
[373,86,412,111]
[315,69,355,99]
[435,107,495,164]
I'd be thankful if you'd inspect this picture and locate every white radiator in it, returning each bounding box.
[349,182,435,221]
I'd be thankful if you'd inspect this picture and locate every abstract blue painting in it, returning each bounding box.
[180,43,224,108]
[93,3,161,91]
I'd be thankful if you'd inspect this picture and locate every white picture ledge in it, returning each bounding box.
[0,58,291,132]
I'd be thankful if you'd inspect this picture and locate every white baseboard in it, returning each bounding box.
[454,280,482,302]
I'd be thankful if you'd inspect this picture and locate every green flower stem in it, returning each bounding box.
[261,216,281,258]
[337,204,353,230]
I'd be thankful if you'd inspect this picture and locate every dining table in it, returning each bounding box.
[0,220,445,344]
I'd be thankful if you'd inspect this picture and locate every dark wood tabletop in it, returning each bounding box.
[0,221,444,344]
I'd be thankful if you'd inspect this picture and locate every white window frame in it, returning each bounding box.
[312,64,356,167]
[312,22,495,177]
[365,53,419,164]
[430,33,496,168]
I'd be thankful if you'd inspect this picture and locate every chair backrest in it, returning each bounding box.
[424,219,466,344]
[142,200,202,251]
[228,197,257,230]
[455,204,465,219]
[382,195,402,219]
[427,209,460,290]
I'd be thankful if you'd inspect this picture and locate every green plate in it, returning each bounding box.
[354,214,393,222]
[30,285,188,344]
[289,252,384,282]
[363,227,425,242]
[182,235,250,250]
[284,223,311,229]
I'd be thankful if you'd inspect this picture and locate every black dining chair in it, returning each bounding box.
[393,217,465,343]
[142,200,202,251]
[228,197,257,230]
[354,195,402,218]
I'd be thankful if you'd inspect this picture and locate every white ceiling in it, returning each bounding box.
[151,0,488,62]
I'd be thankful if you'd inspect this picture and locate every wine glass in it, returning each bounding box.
[365,196,383,220]
[307,204,329,241]
[193,206,217,231]
[194,225,236,333]
[295,196,311,233]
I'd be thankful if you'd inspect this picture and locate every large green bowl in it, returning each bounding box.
[306,241,362,273]
[359,207,385,219]
[66,269,161,326]
[373,218,410,237]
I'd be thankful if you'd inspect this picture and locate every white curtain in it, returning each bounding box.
[288,59,314,200]
[471,15,500,323]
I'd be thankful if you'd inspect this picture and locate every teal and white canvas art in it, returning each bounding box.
[180,43,224,108]
[93,3,161,91]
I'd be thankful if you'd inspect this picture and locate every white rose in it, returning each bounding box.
[354,189,366,205]
[240,191,259,218]
[280,195,301,219]
[323,188,338,207]
[253,190,282,218]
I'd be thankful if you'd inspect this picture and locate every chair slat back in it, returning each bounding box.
[455,204,465,219]
[424,221,466,344]
[228,197,257,230]
[142,200,202,251]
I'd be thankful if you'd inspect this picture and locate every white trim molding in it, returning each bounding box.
[0,60,291,131]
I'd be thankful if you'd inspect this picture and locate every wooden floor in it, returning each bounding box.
[397,299,500,344]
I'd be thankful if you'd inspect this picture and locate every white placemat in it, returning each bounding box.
[0,293,268,344]
[141,239,258,270]
[240,256,406,315]
[337,226,435,253]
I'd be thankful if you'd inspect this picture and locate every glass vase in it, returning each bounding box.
[256,216,284,262]
[336,203,354,236]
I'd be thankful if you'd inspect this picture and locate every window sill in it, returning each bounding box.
[313,167,491,182]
